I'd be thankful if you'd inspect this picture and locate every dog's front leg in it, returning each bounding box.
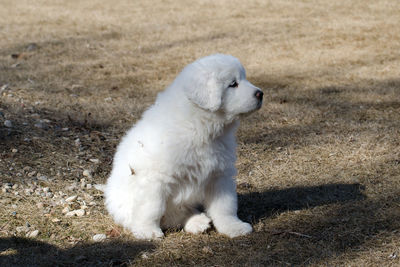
[205,172,252,238]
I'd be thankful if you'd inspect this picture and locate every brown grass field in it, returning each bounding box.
[1,0,400,266]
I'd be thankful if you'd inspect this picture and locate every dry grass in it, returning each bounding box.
[1,0,400,266]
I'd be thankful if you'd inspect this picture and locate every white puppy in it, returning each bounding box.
[105,54,263,239]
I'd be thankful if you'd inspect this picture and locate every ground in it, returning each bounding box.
[1,0,400,266]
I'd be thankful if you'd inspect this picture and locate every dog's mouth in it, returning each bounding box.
[256,99,263,110]
[236,102,263,119]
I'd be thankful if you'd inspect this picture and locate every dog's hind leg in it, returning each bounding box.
[128,177,170,239]
[106,173,169,240]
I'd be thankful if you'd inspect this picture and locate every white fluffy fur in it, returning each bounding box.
[105,54,263,239]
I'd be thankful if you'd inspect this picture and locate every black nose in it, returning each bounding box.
[255,90,263,101]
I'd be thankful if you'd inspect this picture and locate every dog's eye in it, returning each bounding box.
[229,81,238,88]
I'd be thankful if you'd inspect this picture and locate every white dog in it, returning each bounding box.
[105,54,263,239]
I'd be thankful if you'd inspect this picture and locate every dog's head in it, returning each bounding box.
[179,54,263,117]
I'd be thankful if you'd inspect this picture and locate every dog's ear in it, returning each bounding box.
[182,67,222,112]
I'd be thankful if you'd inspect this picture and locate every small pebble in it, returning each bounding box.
[31,113,40,119]
[74,139,81,146]
[62,206,70,214]
[34,121,48,129]
[75,209,85,217]
[389,252,398,259]
[141,252,149,259]
[37,202,44,209]
[202,246,213,254]
[92,234,107,242]
[52,218,61,223]
[11,148,18,153]
[86,184,92,189]
[38,175,49,182]
[65,209,85,217]
[94,184,105,191]
[12,184,18,189]
[16,226,27,233]
[82,169,91,177]
[84,193,94,201]
[0,84,9,92]
[65,195,77,203]
[65,211,76,217]
[43,207,51,214]
[66,182,78,191]
[89,158,100,164]
[42,187,50,192]
[27,230,39,238]
[4,120,12,127]
[27,171,37,177]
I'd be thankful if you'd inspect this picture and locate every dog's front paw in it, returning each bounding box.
[216,219,252,238]
[184,213,211,234]
[131,226,164,240]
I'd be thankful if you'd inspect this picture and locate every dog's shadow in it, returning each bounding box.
[238,183,366,222]
[0,237,154,266]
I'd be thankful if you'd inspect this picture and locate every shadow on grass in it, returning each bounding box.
[0,184,377,267]
[0,237,154,266]
[157,190,398,266]
[206,197,400,266]
[0,101,121,184]
[238,183,366,222]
